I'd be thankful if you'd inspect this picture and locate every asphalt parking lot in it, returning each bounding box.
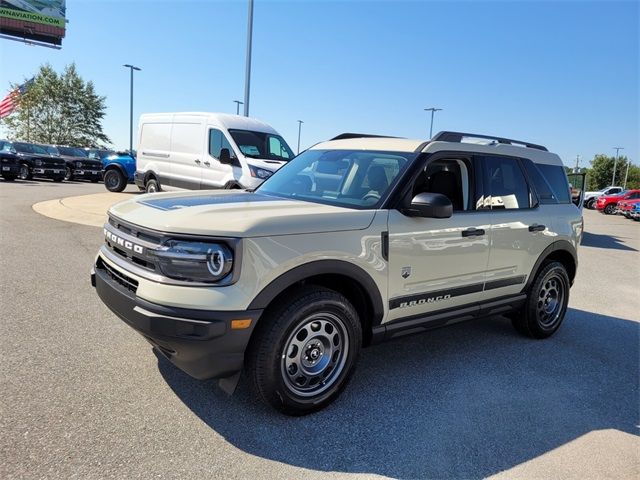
[1,179,638,479]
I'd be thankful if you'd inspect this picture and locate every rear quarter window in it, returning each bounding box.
[536,164,571,204]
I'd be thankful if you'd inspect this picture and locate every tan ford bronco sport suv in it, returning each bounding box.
[92,131,584,415]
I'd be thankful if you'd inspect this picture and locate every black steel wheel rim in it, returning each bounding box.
[105,171,120,189]
[536,271,566,327]
[281,312,349,397]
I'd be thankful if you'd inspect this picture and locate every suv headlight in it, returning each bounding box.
[150,240,233,283]
[248,165,273,179]
[35,159,42,166]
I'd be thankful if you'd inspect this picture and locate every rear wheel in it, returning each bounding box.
[19,164,31,180]
[585,198,595,209]
[145,178,160,193]
[511,261,570,339]
[604,203,616,215]
[246,286,362,415]
[104,169,127,192]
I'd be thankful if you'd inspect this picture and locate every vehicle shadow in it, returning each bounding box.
[581,231,637,251]
[156,308,638,478]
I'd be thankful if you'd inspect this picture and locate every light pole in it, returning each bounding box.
[296,120,304,154]
[574,154,580,173]
[612,147,624,186]
[123,64,141,152]
[233,100,244,115]
[424,107,442,138]
[623,159,631,189]
[243,0,254,117]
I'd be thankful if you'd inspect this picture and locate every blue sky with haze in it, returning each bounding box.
[0,0,638,167]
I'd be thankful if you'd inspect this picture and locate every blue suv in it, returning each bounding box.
[87,149,137,192]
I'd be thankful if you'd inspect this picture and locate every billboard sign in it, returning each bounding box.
[0,0,66,46]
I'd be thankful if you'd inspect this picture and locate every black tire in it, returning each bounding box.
[90,178,100,183]
[145,178,160,193]
[18,163,31,180]
[585,198,595,209]
[64,167,73,182]
[246,286,362,415]
[604,203,616,215]
[511,261,570,339]
[2,174,16,181]
[104,169,126,192]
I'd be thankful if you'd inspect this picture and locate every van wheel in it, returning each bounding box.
[246,286,362,415]
[104,169,127,192]
[511,261,570,339]
[145,178,160,193]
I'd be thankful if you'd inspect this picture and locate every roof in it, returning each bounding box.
[311,137,425,153]
[138,112,279,134]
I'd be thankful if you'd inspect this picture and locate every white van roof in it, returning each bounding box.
[139,112,280,135]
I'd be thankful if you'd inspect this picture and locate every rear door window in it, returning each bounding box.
[482,156,531,209]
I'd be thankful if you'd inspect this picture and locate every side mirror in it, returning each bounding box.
[404,192,453,218]
[219,148,232,164]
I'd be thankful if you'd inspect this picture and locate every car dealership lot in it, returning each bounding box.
[1,180,638,479]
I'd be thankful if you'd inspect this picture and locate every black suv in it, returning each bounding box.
[9,142,66,182]
[0,140,21,181]
[45,145,103,182]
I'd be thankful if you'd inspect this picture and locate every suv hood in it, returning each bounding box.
[109,190,376,237]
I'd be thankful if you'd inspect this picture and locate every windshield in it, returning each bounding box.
[14,142,48,154]
[257,149,413,209]
[57,146,87,157]
[44,145,59,155]
[228,129,294,161]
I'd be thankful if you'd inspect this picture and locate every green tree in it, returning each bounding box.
[1,63,110,147]
[586,154,639,190]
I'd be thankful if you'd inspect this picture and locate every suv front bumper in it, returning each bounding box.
[73,169,103,180]
[91,263,262,380]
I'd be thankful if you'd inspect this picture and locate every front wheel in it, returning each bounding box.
[246,286,362,415]
[604,203,616,215]
[104,169,126,192]
[19,164,31,180]
[585,198,595,209]
[64,167,73,182]
[511,261,570,339]
[145,178,160,193]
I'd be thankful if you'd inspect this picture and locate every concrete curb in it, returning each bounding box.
[32,191,138,227]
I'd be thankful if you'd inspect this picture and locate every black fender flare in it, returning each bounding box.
[522,240,578,292]
[104,163,127,177]
[247,259,385,325]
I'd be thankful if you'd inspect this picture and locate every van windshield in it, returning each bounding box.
[228,129,294,161]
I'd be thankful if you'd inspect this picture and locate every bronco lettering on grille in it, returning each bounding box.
[104,229,144,254]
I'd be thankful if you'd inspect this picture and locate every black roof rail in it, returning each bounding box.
[330,133,400,141]
[431,131,548,151]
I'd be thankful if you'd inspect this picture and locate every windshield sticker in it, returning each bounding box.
[239,145,261,156]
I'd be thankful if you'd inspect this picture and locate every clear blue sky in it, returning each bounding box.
[1,0,638,167]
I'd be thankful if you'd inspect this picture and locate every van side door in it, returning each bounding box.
[170,122,204,189]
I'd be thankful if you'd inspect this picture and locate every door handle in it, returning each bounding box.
[528,224,546,232]
[204,161,210,167]
[461,228,485,237]
[194,159,201,164]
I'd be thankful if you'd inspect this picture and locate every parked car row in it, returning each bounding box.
[594,188,640,220]
[0,140,137,190]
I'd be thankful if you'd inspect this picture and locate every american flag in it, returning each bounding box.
[0,78,34,119]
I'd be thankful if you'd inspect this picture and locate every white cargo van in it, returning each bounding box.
[134,112,295,192]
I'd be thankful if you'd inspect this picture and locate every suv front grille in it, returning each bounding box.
[105,218,162,272]
[97,257,139,293]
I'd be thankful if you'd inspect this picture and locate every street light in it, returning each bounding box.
[123,64,141,153]
[243,0,254,117]
[424,107,442,138]
[233,100,244,115]
[297,120,304,154]
[623,159,631,189]
[612,147,624,185]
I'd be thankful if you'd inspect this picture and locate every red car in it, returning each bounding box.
[596,189,640,214]
[616,198,640,217]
